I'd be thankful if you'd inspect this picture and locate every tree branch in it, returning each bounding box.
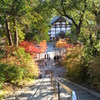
[78,0,87,31]
[71,0,78,8]
[60,0,78,29]
[54,7,64,16]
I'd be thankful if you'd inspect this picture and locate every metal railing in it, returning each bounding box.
[50,74,77,100]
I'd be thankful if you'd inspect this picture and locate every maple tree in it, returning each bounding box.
[56,39,75,51]
[19,40,47,57]
[39,40,47,53]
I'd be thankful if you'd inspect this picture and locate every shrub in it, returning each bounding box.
[15,48,40,79]
[0,49,5,59]
[63,46,89,82]
[0,47,39,88]
[0,77,5,89]
[0,63,24,85]
[88,56,100,91]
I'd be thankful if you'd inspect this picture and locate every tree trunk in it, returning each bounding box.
[76,26,80,34]
[13,19,18,46]
[5,17,13,46]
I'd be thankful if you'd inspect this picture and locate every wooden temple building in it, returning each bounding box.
[48,16,71,41]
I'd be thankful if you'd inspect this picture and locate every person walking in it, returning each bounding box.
[44,58,47,66]
[54,56,56,62]
[44,54,46,59]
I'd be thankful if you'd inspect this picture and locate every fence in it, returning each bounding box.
[50,75,77,100]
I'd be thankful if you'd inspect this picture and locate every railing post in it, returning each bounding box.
[71,91,72,100]
[50,73,53,88]
[58,82,60,100]
[70,91,77,100]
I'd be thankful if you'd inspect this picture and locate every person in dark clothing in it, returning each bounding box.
[44,59,47,66]
[54,56,56,62]
[44,54,46,59]
[48,54,50,60]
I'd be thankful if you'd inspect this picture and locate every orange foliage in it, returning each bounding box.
[56,39,74,50]
[19,40,47,56]
[39,40,47,53]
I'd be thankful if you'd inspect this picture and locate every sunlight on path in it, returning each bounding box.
[6,78,56,100]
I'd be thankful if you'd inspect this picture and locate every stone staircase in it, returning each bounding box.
[5,77,100,100]
[5,78,56,100]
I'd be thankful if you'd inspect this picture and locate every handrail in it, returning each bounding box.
[50,75,77,100]
[56,78,72,94]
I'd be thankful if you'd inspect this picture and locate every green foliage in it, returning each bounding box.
[0,47,39,88]
[33,33,49,43]
[63,46,89,82]
[66,25,78,43]
[0,63,24,85]
[15,47,31,61]
[15,48,39,79]
[0,49,5,59]
[0,77,5,89]
[25,0,52,42]
[0,0,52,45]
[88,57,100,91]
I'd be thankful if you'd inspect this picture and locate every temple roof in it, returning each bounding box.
[50,16,60,24]
[50,16,71,25]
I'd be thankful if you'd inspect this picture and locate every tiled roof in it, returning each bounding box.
[50,16,72,25]
[50,16,60,24]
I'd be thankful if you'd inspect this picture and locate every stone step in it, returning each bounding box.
[5,78,56,100]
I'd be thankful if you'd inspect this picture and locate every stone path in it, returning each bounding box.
[5,78,55,100]
[39,59,66,77]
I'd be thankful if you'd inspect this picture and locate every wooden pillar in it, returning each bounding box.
[65,24,67,33]
[60,22,61,32]
[64,22,66,33]
[55,23,56,39]
[55,23,56,56]
[50,30,51,41]
[58,83,60,100]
